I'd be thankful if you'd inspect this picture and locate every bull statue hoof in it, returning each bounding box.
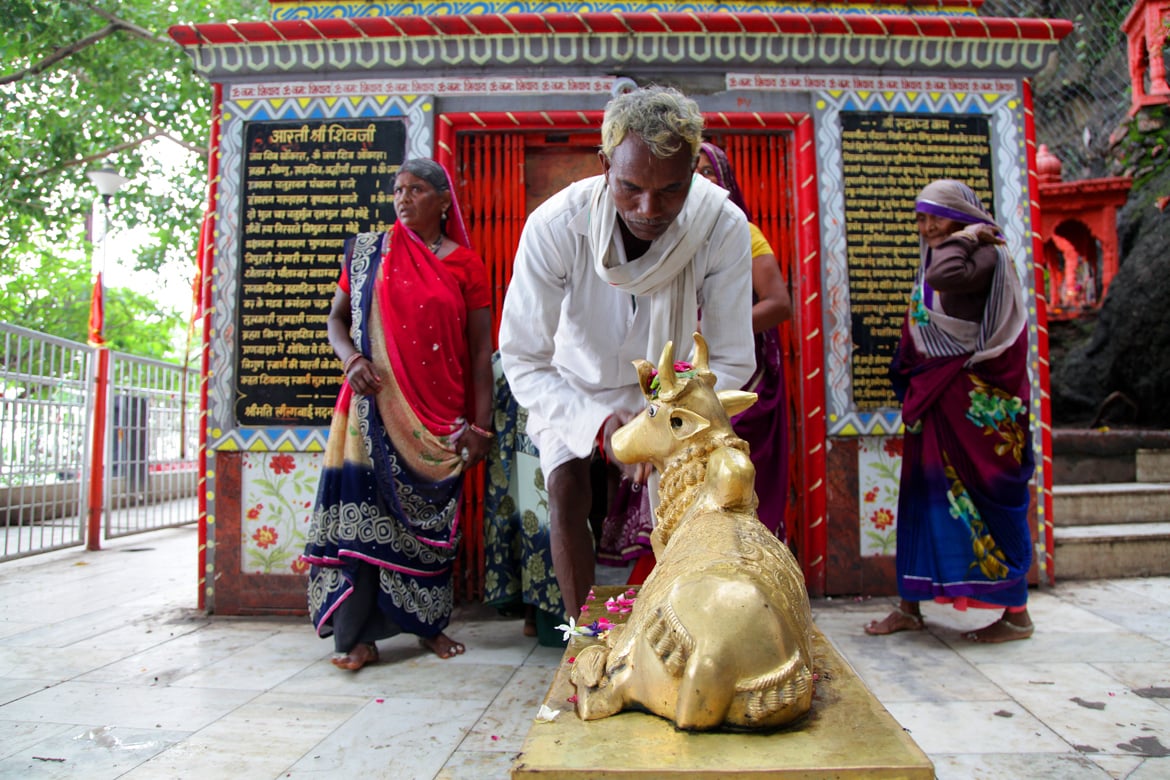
[568,333,815,731]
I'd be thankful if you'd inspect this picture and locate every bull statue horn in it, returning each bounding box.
[656,340,678,399]
[691,332,709,373]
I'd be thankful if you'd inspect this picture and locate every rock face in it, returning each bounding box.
[1050,163,1170,428]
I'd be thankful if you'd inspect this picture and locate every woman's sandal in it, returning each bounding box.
[331,642,379,671]
[963,617,1034,643]
[864,606,925,636]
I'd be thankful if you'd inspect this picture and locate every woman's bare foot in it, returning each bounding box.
[331,642,378,671]
[963,611,1034,643]
[864,603,924,635]
[420,632,466,659]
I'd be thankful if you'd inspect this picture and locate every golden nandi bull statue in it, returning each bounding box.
[569,333,815,731]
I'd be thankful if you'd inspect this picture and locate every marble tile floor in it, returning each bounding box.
[0,524,1168,779]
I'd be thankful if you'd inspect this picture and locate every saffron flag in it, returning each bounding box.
[88,272,105,347]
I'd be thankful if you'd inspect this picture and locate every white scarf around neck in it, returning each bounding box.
[588,174,729,360]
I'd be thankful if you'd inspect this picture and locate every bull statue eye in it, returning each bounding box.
[647,404,658,417]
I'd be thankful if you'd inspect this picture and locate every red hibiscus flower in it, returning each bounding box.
[864,488,879,503]
[290,558,309,574]
[252,526,278,549]
[884,438,904,458]
[246,504,263,520]
[870,508,895,531]
[270,454,296,474]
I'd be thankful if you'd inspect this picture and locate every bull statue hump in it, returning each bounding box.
[569,333,815,731]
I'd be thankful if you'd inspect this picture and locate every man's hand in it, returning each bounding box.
[600,412,652,484]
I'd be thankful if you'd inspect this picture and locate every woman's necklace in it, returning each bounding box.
[429,234,443,254]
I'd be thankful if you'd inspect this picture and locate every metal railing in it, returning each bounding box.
[0,323,199,561]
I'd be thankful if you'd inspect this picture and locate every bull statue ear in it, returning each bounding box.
[633,359,655,398]
[718,390,758,418]
[668,408,710,440]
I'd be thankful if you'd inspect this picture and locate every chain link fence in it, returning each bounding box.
[984,0,1134,181]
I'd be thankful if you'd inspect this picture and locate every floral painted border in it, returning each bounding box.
[241,451,323,574]
[857,436,902,557]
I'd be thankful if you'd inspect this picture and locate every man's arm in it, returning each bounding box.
[498,210,613,456]
[698,211,756,390]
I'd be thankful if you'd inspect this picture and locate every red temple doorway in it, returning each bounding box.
[437,113,806,598]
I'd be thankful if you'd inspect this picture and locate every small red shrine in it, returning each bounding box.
[1035,144,1132,319]
[1123,0,1170,115]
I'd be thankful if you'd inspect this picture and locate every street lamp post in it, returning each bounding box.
[85,165,128,345]
[84,163,127,551]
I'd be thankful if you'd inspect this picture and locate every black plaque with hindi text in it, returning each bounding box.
[235,118,406,427]
[840,112,994,410]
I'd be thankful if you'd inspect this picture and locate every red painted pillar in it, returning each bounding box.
[197,82,224,610]
[1024,79,1056,585]
[87,347,110,551]
[794,114,827,597]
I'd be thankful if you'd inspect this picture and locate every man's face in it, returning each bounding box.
[600,134,694,242]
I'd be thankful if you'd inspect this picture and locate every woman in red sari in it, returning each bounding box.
[302,158,494,670]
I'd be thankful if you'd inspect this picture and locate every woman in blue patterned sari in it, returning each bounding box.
[302,159,494,670]
[865,179,1036,643]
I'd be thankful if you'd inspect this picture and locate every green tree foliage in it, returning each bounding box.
[0,0,262,359]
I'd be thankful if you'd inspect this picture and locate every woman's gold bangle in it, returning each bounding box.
[469,423,494,439]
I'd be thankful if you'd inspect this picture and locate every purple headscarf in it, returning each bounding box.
[698,142,751,223]
[914,179,999,230]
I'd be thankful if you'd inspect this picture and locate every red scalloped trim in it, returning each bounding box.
[168,12,1073,46]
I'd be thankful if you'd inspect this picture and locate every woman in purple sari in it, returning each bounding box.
[866,179,1035,643]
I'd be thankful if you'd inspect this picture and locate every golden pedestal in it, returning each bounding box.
[514,587,933,779]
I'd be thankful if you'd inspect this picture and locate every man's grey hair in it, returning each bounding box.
[600,86,704,162]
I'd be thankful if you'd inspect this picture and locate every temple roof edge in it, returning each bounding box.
[167,12,1074,48]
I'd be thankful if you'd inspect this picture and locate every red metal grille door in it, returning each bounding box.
[705,131,802,557]
[456,132,526,347]
[447,126,801,601]
[448,127,601,603]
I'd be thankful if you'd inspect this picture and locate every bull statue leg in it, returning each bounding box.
[670,578,743,729]
[671,576,797,730]
[571,644,625,720]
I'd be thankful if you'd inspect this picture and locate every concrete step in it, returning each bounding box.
[1053,429,1170,485]
[1052,482,1170,527]
[1136,449,1170,482]
[1053,521,1170,579]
